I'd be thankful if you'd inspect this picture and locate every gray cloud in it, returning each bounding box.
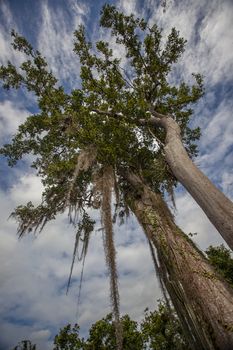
[0,174,160,349]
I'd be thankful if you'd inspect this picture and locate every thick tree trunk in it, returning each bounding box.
[126,172,233,350]
[142,113,233,250]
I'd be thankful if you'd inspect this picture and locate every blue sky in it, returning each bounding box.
[0,0,233,349]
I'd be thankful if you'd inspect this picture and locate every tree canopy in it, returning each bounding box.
[2,5,233,350]
[0,5,204,223]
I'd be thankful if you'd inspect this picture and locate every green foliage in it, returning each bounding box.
[85,313,143,350]
[141,302,188,350]
[206,244,233,287]
[51,303,187,350]
[1,30,57,95]
[12,340,36,350]
[52,314,142,350]
[51,301,188,349]
[53,324,84,350]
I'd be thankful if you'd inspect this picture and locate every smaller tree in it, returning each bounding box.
[53,314,143,350]
[206,244,233,287]
[141,301,188,350]
[12,340,36,350]
[52,302,188,350]
[53,323,84,350]
[86,314,143,350]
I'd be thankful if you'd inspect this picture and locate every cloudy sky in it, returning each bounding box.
[0,0,232,349]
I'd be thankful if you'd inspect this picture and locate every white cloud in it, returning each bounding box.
[0,100,29,141]
[0,1,28,67]
[0,2,18,65]
[9,173,44,205]
[194,96,233,189]
[221,172,233,198]
[146,0,233,87]
[175,189,229,250]
[199,1,233,84]
[119,0,137,15]
[37,1,88,89]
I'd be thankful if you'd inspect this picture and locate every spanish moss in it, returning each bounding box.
[65,146,97,211]
[66,212,95,294]
[100,166,122,350]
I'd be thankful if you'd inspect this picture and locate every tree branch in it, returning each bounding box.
[90,107,181,143]
[91,109,124,118]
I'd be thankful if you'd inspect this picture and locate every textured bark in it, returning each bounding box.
[141,113,233,250]
[126,172,233,350]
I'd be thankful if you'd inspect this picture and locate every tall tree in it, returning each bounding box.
[1,6,233,350]
[98,5,233,249]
